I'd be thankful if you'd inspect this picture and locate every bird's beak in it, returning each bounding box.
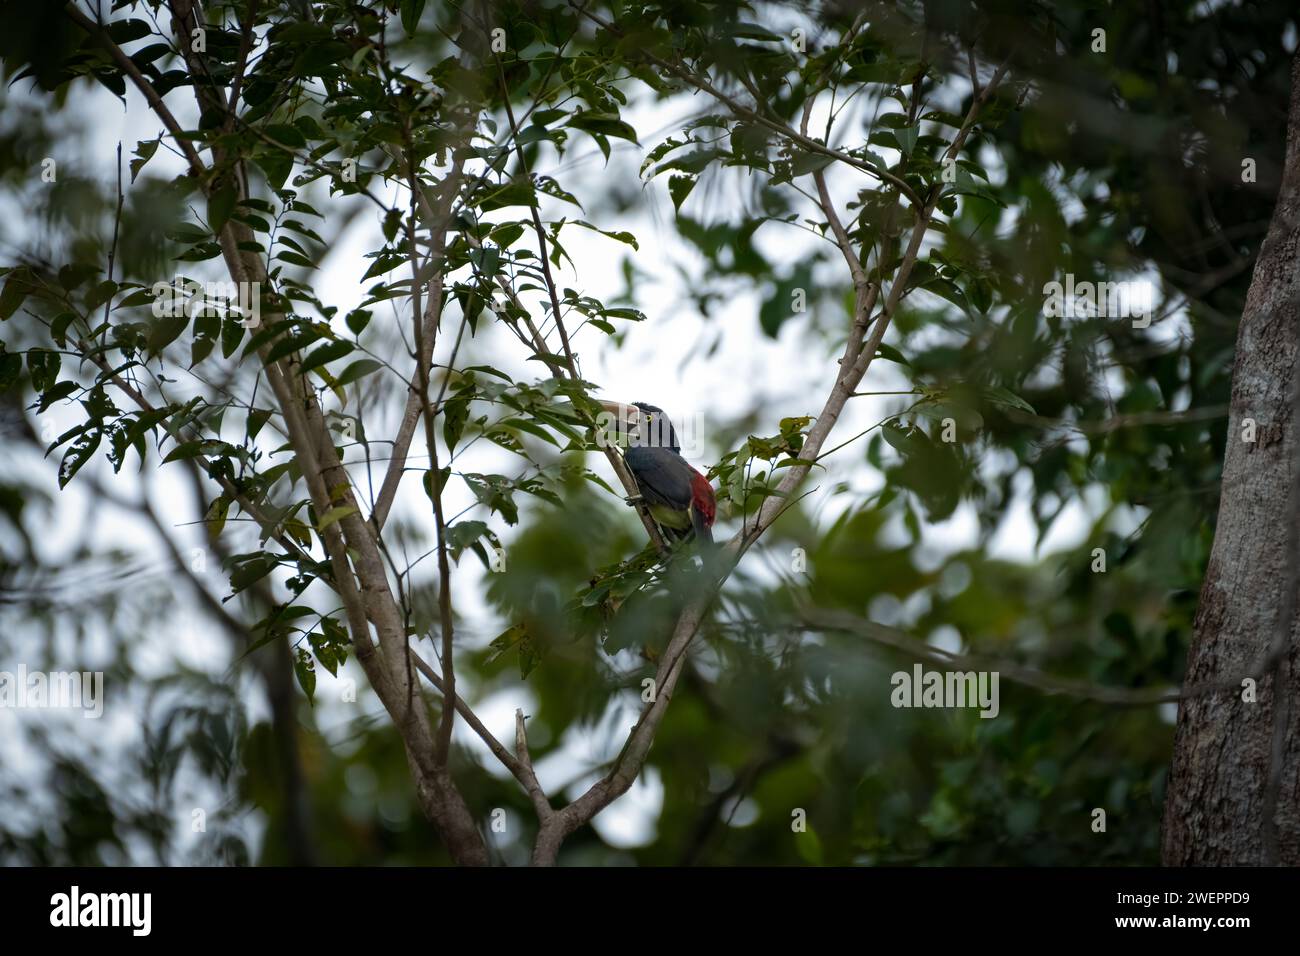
[598,400,640,438]
[599,400,637,418]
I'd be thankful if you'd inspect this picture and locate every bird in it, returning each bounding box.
[600,400,716,545]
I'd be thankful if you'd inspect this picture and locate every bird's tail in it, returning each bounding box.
[691,507,714,546]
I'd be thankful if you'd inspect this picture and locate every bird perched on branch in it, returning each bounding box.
[600,400,716,545]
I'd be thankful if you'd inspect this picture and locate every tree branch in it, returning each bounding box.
[407,649,553,820]
[162,0,486,864]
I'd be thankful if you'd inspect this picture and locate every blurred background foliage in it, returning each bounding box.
[0,0,1294,865]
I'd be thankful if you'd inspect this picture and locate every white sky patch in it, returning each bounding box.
[927,625,964,656]
[587,765,663,849]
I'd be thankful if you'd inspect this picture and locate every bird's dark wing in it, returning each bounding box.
[625,446,694,510]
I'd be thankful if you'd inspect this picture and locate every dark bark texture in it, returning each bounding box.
[1162,55,1300,865]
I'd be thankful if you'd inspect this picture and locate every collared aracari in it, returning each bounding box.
[600,400,716,545]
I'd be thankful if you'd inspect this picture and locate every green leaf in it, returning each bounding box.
[299,339,354,374]
[115,288,156,309]
[58,428,101,488]
[0,351,22,392]
[881,421,930,457]
[570,220,639,250]
[795,824,824,865]
[265,123,306,148]
[316,505,358,531]
[131,43,172,66]
[732,22,782,40]
[308,632,340,677]
[423,467,451,502]
[490,222,525,248]
[488,623,540,678]
[982,386,1036,415]
[969,277,993,313]
[479,179,537,212]
[668,174,695,212]
[875,343,911,366]
[221,315,246,358]
[487,623,540,678]
[916,401,983,431]
[443,392,470,452]
[264,329,320,366]
[335,358,382,386]
[246,407,273,439]
[255,150,292,190]
[166,223,210,244]
[568,111,638,143]
[148,312,189,355]
[492,417,559,447]
[896,124,919,156]
[129,138,160,183]
[445,520,490,562]
[191,311,219,365]
[37,380,78,411]
[382,208,402,242]
[82,385,119,421]
[275,250,316,269]
[107,419,137,473]
[27,349,60,391]
[208,182,237,234]
[400,0,426,36]
[294,648,316,704]
[162,440,210,463]
[205,494,231,541]
[345,308,371,335]
[307,617,349,676]
[790,148,835,177]
[230,554,277,593]
[85,280,118,312]
[0,269,35,320]
[106,18,152,43]
[517,636,540,678]
[489,623,525,657]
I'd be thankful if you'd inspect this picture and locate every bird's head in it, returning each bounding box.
[599,400,680,453]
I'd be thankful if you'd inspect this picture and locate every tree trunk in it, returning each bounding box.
[1162,54,1300,865]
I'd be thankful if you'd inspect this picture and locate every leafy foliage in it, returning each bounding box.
[0,0,1292,864]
